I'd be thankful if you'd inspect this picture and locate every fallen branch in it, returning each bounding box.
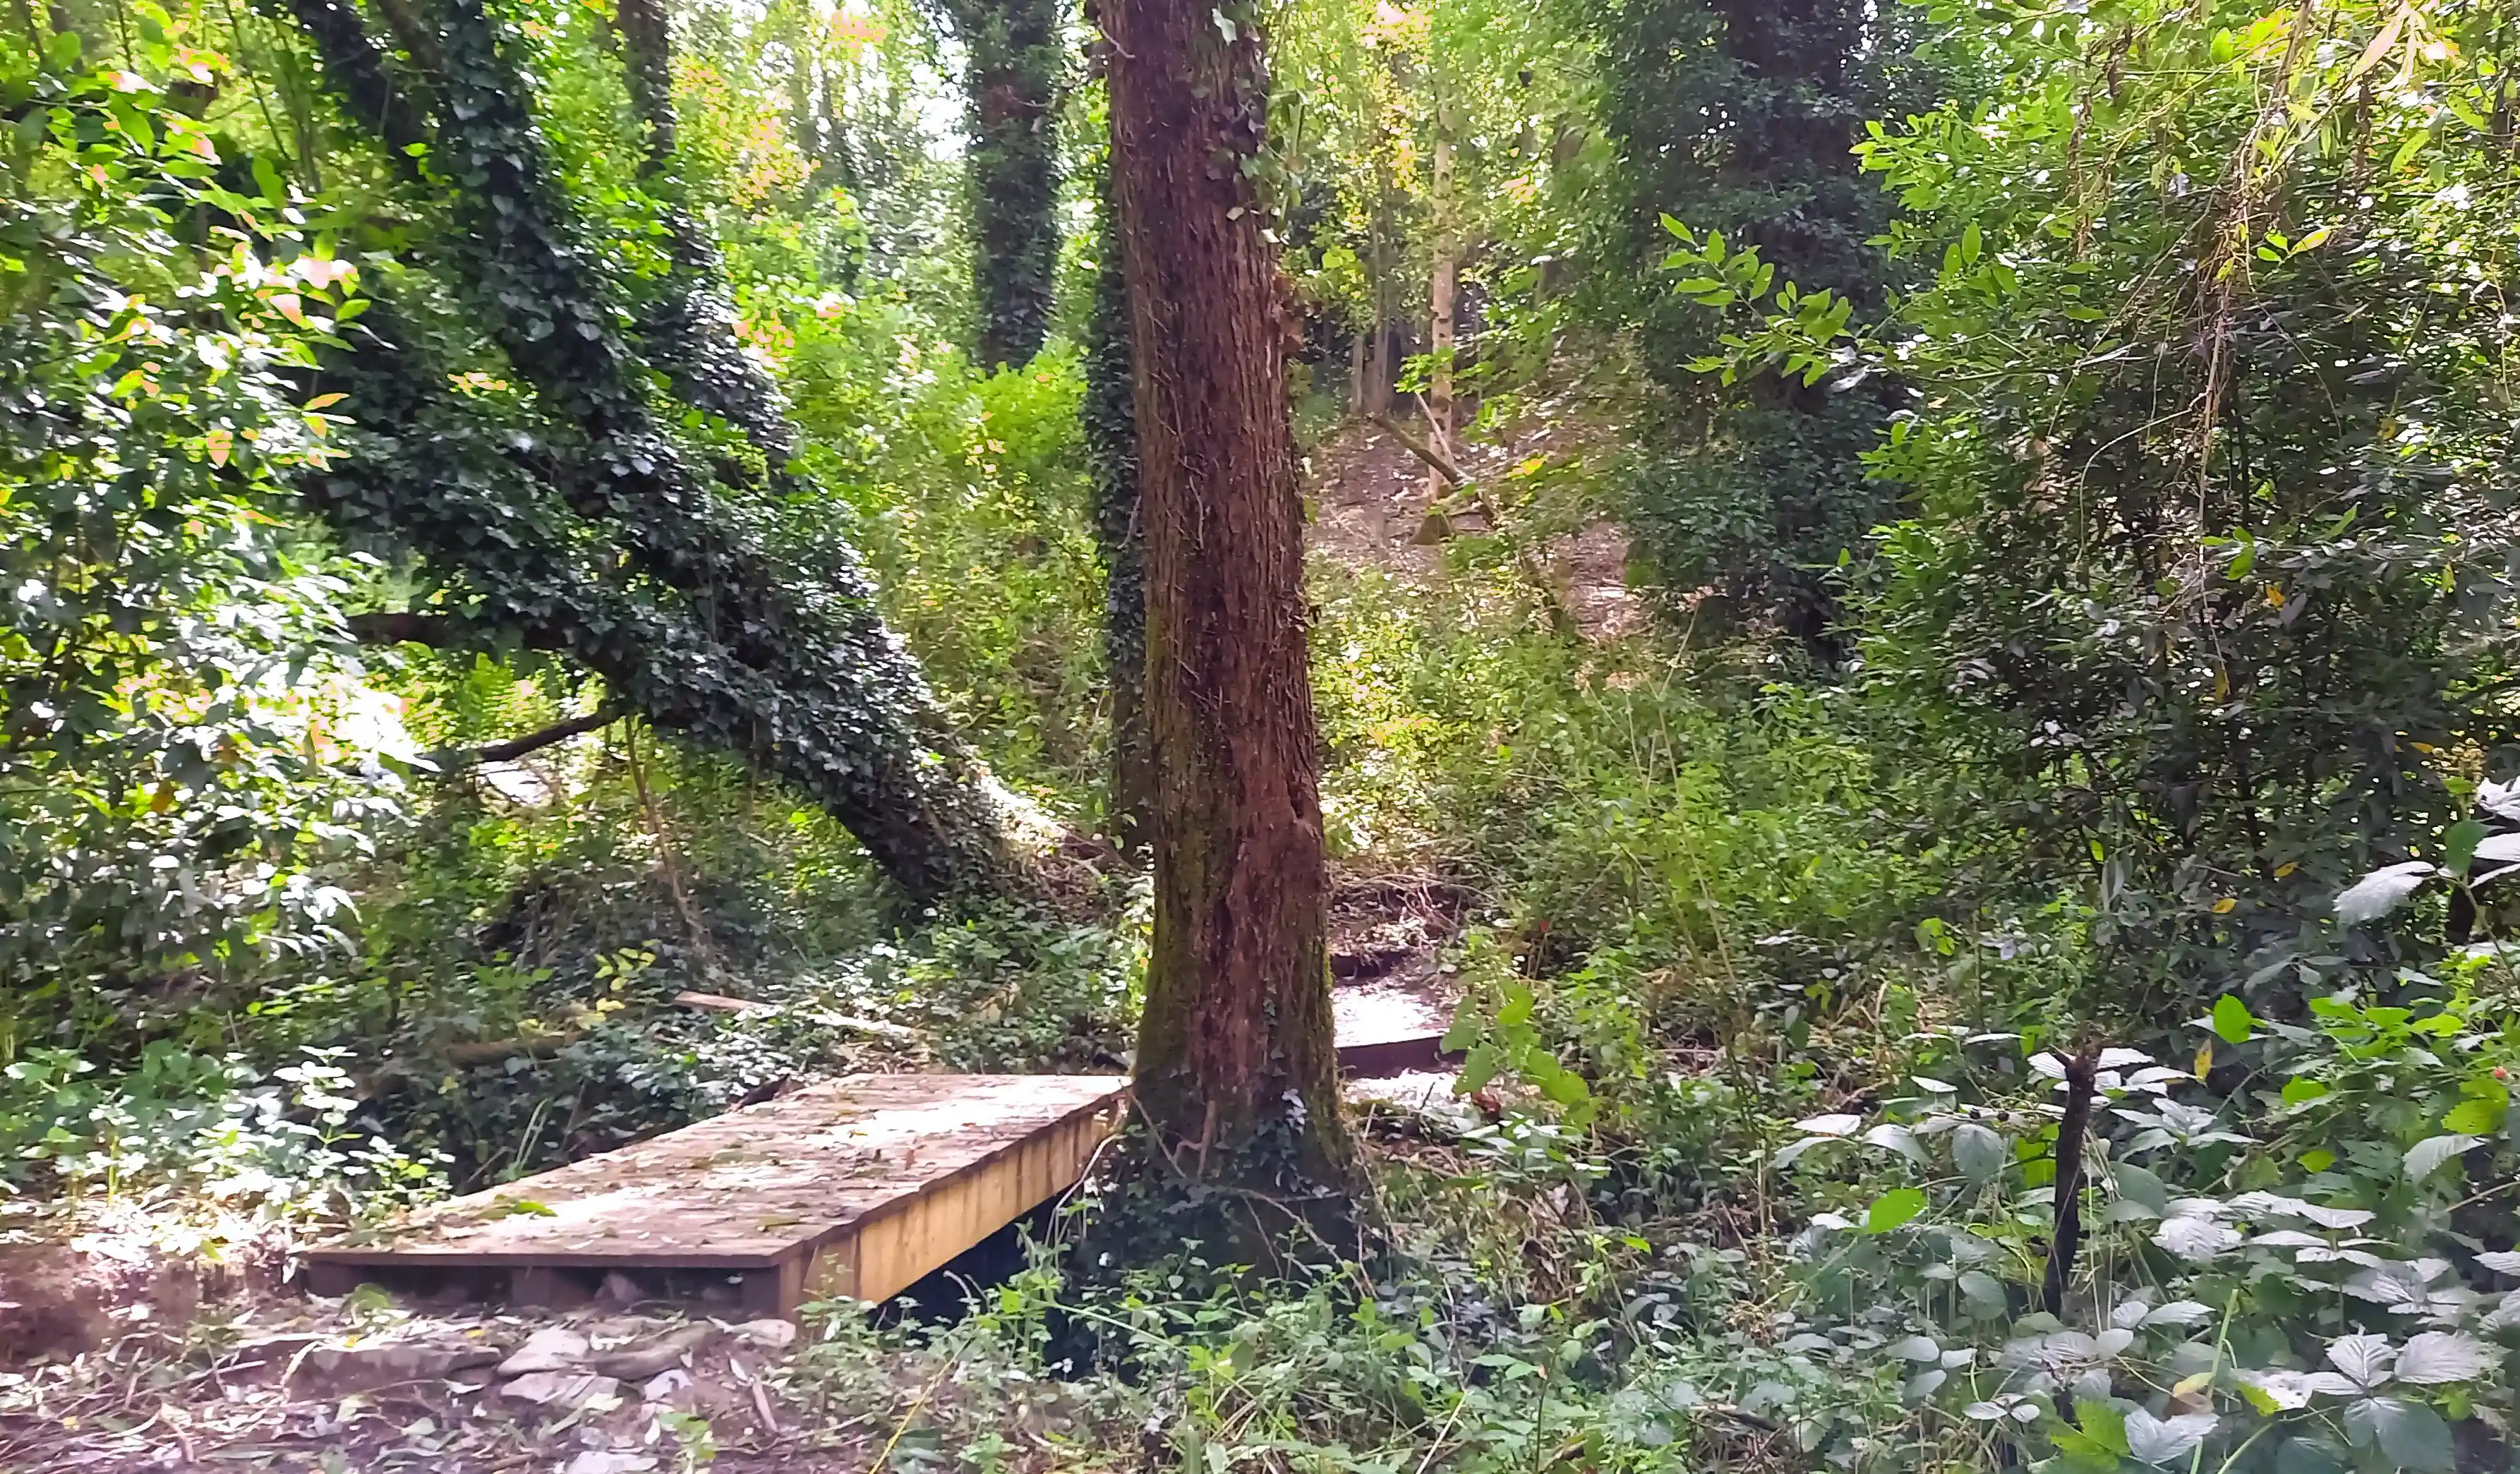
[346,610,455,646]
[430,704,625,773]
[1366,413,1464,488]
[670,991,925,1043]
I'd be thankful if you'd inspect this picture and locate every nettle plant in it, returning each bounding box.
[1768,981,2520,1471]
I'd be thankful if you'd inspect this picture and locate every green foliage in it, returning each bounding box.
[1,1042,439,1214]
[1581,0,1919,652]
[0,30,406,1039]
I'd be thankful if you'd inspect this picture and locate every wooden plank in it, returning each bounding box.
[304,1075,1128,1305]
[1337,1032,1453,1077]
[808,1094,1117,1308]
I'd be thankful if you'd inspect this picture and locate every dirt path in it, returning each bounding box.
[1303,409,1641,640]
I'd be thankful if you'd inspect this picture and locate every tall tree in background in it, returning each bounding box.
[1591,0,1909,658]
[1105,0,1354,1216]
[943,0,1061,368]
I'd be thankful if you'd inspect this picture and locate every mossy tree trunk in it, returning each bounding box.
[952,0,1061,369]
[1083,162,1150,855]
[1106,0,1354,1208]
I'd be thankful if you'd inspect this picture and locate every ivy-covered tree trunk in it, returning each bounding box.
[1107,0,1354,1209]
[1083,164,1151,855]
[279,0,1052,910]
[1593,0,1905,661]
[953,0,1061,368]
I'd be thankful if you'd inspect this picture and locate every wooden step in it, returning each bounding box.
[303,1074,1126,1319]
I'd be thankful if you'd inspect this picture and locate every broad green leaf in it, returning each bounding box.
[2442,1097,2501,1135]
[2445,818,2488,877]
[2124,1408,2217,1467]
[2344,1396,2453,1472]
[1864,1187,1926,1233]
[2405,1134,2479,1180]
[2336,861,2437,924]
[2212,994,2256,1044]
[1951,1123,2005,1182]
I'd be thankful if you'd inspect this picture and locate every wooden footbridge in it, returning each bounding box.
[305,1015,1449,1317]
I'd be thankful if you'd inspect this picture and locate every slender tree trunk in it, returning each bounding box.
[1083,163,1152,855]
[1425,123,1457,502]
[1363,159,1395,416]
[1106,0,1354,1204]
[958,0,1061,368]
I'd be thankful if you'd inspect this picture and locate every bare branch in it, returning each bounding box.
[431,703,625,773]
[1365,413,1465,488]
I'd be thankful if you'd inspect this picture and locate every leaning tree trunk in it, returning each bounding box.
[1107,0,1355,1210]
[277,0,1051,909]
[957,0,1061,368]
[1083,162,1151,856]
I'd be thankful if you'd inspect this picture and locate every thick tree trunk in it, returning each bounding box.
[1083,165,1152,855]
[1107,0,1354,1200]
[956,0,1061,368]
[278,0,1051,910]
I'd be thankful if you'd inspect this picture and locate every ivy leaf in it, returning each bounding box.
[1455,1041,1505,1095]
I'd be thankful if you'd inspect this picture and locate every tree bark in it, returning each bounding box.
[1083,162,1152,855]
[954,0,1061,368]
[1107,0,1354,1201]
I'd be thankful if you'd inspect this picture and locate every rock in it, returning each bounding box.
[588,1323,718,1380]
[561,1451,657,1474]
[296,1339,505,1392]
[640,1368,692,1402]
[500,1370,621,1410]
[728,1318,797,1351]
[496,1326,590,1376]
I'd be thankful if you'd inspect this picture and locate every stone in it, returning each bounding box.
[727,1318,797,1351]
[295,1339,504,1392]
[561,1451,657,1474]
[500,1370,621,1410]
[588,1323,719,1380]
[495,1325,590,1376]
[640,1368,692,1402]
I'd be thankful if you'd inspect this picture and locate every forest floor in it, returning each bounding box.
[0,411,1637,1474]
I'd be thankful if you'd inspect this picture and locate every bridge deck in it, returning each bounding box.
[302,1073,1126,1318]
